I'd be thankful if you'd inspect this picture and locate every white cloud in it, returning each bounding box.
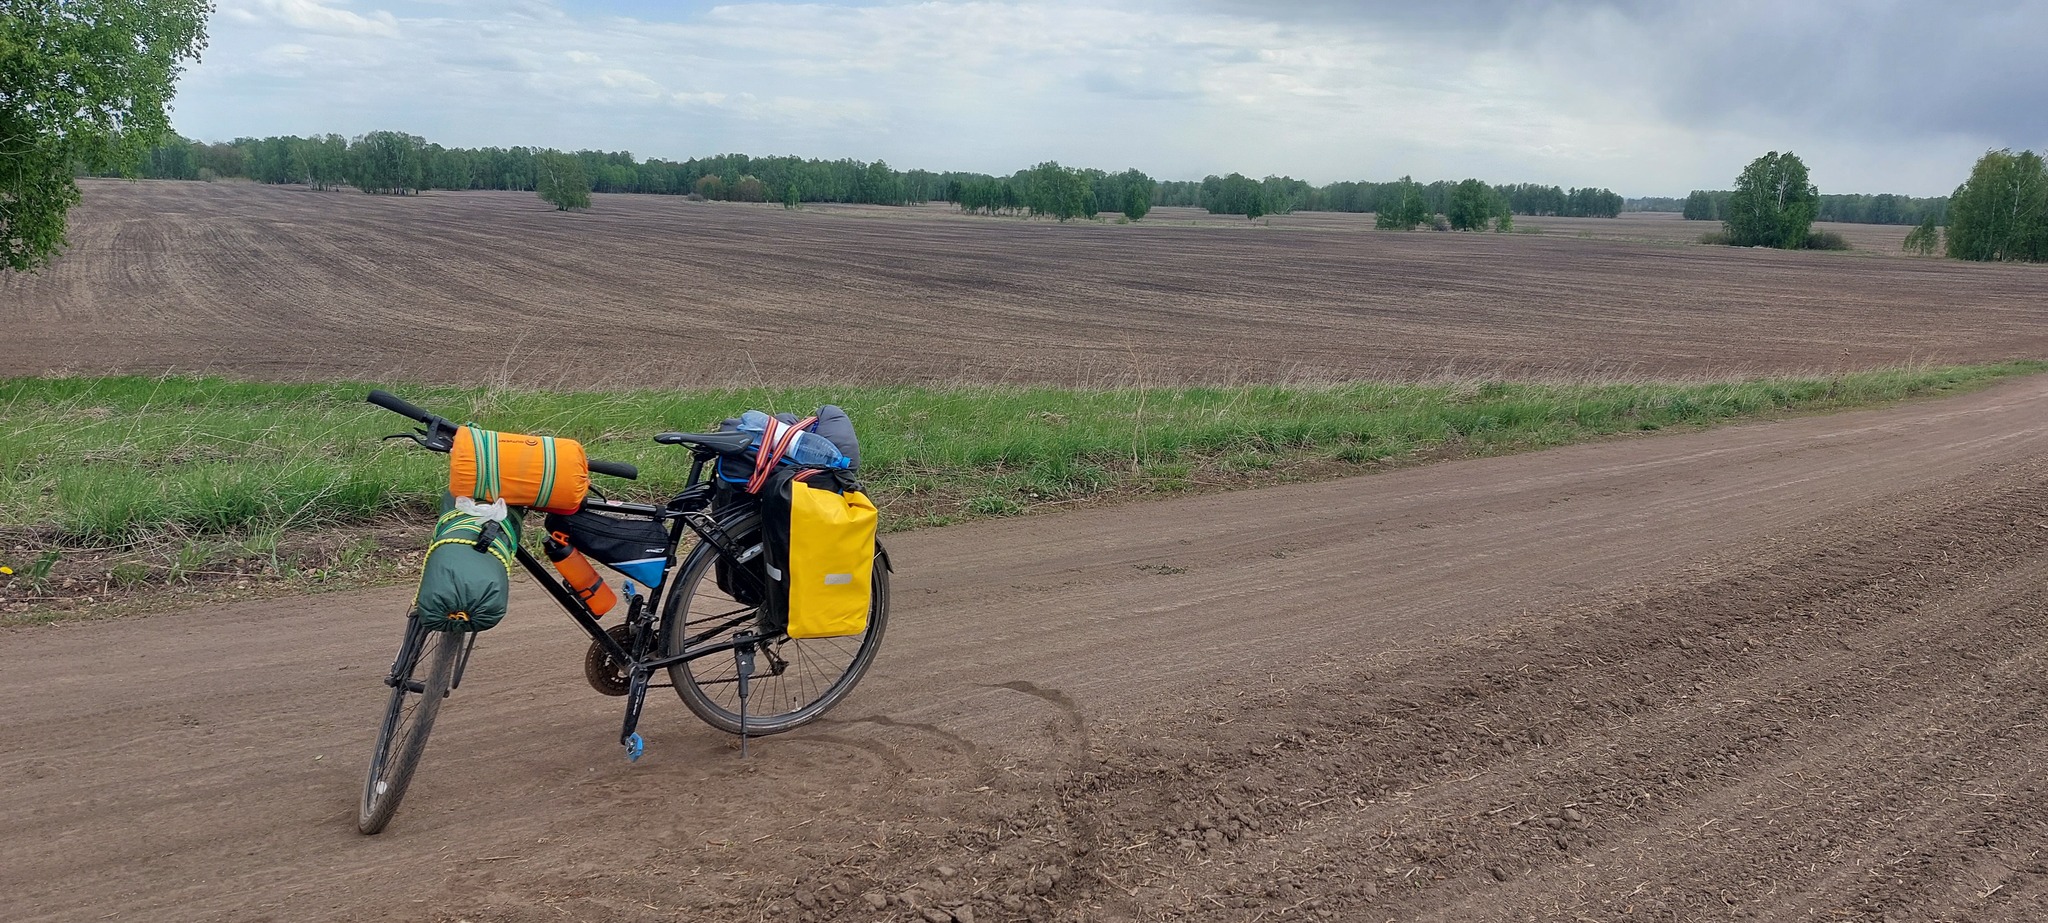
[168,0,2023,195]
[224,0,402,38]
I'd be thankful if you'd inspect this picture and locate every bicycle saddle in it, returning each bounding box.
[655,431,755,454]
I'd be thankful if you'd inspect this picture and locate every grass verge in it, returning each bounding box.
[3,362,2040,618]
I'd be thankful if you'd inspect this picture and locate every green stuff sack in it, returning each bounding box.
[414,492,524,632]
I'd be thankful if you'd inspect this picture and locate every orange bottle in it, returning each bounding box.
[546,532,617,616]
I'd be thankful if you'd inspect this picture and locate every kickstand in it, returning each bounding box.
[734,640,755,758]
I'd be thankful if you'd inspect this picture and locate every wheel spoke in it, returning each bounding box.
[662,515,887,736]
[360,626,464,834]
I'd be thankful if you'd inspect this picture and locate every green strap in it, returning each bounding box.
[535,435,557,508]
[423,537,515,574]
[481,428,498,501]
[466,427,485,500]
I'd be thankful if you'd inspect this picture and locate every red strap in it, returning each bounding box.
[746,415,818,494]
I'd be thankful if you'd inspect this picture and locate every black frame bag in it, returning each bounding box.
[543,508,672,589]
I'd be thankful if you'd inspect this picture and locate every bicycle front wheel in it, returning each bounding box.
[661,513,889,736]
[358,618,464,834]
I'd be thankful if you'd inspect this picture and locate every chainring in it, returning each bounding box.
[583,623,636,696]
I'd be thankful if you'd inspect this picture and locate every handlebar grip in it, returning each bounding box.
[366,389,432,423]
[588,459,638,480]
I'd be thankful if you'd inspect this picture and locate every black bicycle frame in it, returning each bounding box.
[518,492,767,675]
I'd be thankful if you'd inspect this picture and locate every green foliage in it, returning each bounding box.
[1122,185,1151,221]
[957,178,1022,215]
[4,364,2036,544]
[536,152,592,210]
[1723,151,1819,248]
[1803,230,1849,251]
[1945,149,2048,262]
[1685,188,1944,226]
[351,130,426,195]
[123,136,955,207]
[1447,178,1510,231]
[1022,162,1095,221]
[1201,173,1265,219]
[1682,190,1720,220]
[109,125,1668,228]
[1902,215,1942,255]
[1261,176,1309,215]
[1495,184,1623,218]
[1626,196,1686,213]
[1116,169,1154,220]
[1374,176,1432,230]
[1817,192,1946,225]
[0,0,209,271]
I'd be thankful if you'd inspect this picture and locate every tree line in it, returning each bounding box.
[1680,188,1948,225]
[115,131,1635,224]
[102,130,2048,261]
[1694,146,2048,263]
[116,132,1000,206]
[952,165,1156,221]
[1154,175,1623,220]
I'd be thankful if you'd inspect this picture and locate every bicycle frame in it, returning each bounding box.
[516,454,778,754]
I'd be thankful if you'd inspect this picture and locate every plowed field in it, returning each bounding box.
[5,376,2047,922]
[2,181,2042,386]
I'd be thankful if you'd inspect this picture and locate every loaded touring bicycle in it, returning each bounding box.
[359,390,890,834]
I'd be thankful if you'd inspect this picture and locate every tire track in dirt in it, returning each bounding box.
[2,377,2046,922]
[953,467,2048,922]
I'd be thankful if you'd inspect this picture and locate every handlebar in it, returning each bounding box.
[589,459,638,481]
[366,389,433,424]
[366,389,458,452]
[366,389,635,480]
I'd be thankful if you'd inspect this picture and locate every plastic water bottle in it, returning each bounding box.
[786,430,850,468]
[736,410,851,469]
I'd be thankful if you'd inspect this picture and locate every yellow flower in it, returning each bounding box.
[0,566,12,575]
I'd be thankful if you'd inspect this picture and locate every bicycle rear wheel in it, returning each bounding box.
[661,513,889,736]
[358,618,464,834]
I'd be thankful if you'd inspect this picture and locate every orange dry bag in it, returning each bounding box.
[450,426,590,514]
[546,532,617,616]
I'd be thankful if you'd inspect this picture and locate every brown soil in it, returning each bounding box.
[2,182,2040,387]
[5,374,2046,922]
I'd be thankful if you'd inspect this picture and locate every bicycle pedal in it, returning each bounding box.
[624,732,645,762]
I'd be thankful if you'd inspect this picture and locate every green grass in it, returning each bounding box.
[2,362,2041,550]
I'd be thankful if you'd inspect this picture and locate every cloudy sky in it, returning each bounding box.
[173,0,2046,196]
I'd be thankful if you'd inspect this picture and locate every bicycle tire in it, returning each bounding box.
[661,511,889,736]
[358,620,464,834]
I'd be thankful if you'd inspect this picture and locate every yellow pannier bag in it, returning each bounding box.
[762,468,877,639]
[449,425,590,514]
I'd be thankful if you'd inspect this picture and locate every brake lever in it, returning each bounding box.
[381,422,458,452]
[383,429,437,450]
[422,419,459,453]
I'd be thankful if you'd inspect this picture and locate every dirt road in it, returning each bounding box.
[5,377,2046,922]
